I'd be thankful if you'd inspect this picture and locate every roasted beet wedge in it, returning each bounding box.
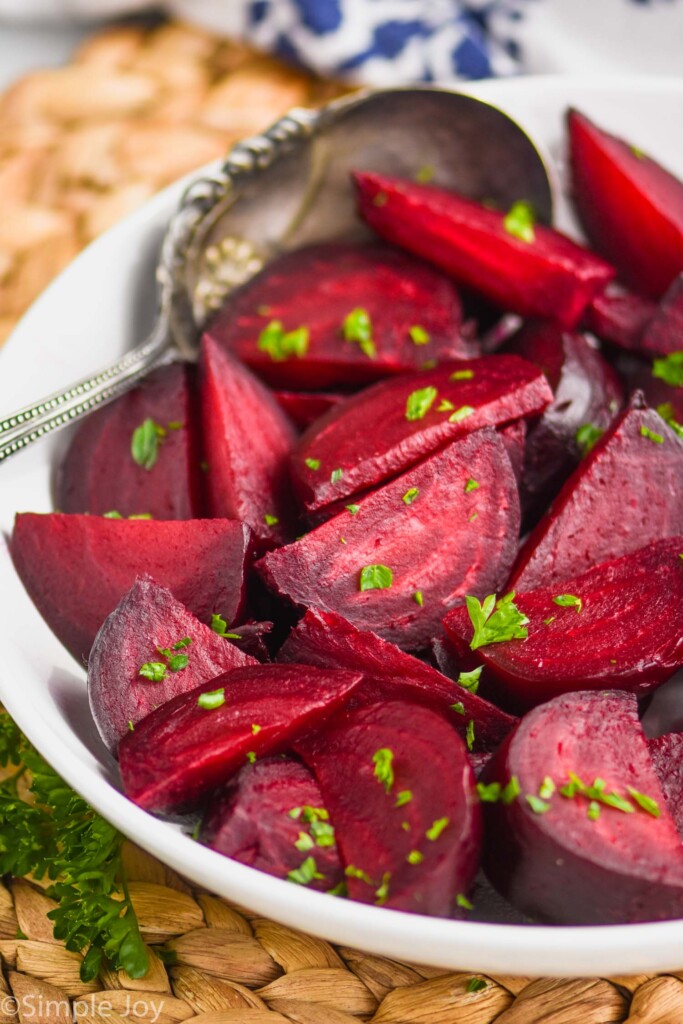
[11,513,251,664]
[640,274,683,356]
[200,757,343,892]
[511,395,683,591]
[260,430,519,651]
[504,320,623,523]
[292,354,551,511]
[296,701,481,914]
[278,608,516,751]
[649,733,683,838]
[118,664,363,814]
[444,538,683,709]
[89,576,256,754]
[56,362,202,520]
[568,110,683,299]
[354,172,614,327]
[482,690,683,924]
[199,337,297,548]
[584,287,656,354]
[274,391,344,431]
[205,243,470,390]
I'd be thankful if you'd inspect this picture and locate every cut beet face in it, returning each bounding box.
[205,243,471,390]
[201,757,343,892]
[89,576,256,754]
[481,690,683,924]
[274,390,345,431]
[292,354,551,512]
[443,537,683,709]
[296,701,481,914]
[568,109,683,299]
[640,273,683,356]
[583,286,657,354]
[649,733,683,839]
[56,362,202,520]
[278,607,516,751]
[199,336,297,548]
[260,429,520,651]
[118,664,363,814]
[354,172,614,328]
[510,394,683,591]
[11,513,251,665]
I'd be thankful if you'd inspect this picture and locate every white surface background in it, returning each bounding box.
[0,21,89,90]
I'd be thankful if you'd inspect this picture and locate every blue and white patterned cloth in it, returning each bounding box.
[171,0,683,84]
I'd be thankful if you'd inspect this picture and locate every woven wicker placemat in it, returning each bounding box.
[1,19,681,1022]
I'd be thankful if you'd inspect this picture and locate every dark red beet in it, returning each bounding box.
[510,395,683,591]
[296,701,481,914]
[584,287,656,353]
[56,362,202,520]
[201,757,343,892]
[614,352,683,427]
[199,336,297,548]
[498,420,526,485]
[260,430,520,650]
[225,621,273,662]
[354,172,614,328]
[278,607,516,751]
[118,664,363,814]
[649,733,683,838]
[88,576,256,754]
[504,321,623,523]
[292,354,551,512]
[443,538,683,709]
[205,243,471,390]
[641,273,683,356]
[273,391,344,430]
[568,109,683,299]
[482,690,683,924]
[11,513,251,664]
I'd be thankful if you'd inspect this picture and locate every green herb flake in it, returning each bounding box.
[197,688,225,710]
[543,616,556,626]
[127,720,134,732]
[449,405,475,424]
[465,478,479,493]
[409,324,430,346]
[653,351,683,388]
[138,661,167,682]
[656,403,683,438]
[502,776,521,804]
[167,654,189,672]
[402,487,419,505]
[467,592,529,650]
[451,702,466,716]
[173,637,192,649]
[627,787,661,817]
[211,613,230,637]
[346,503,360,515]
[264,513,279,526]
[330,468,343,484]
[467,978,488,993]
[640,424,664,444]
[401,821,411,831]
[503,200,536,243]
[395,790,413,808]
[288,856,323,885]
[375,871,392,905]
[405,386,438,421]
[456,893,474,911]
[587,801,601,822]
[359,564,393,591]
[311,820,336,847]
[426,817,450,841]
[576,423,604,457]
[294,832,315,852]
[327,881,348,898]
[415,165,435,184]
[477,782,502,803]
[465,720,475,752]
[407,850,424,865]
[246,751,257,764]
[103,510,123,519]
[457,666,482,695]
[436,399,455,412]
[305,457,321,471]
[343,307,376,359]
[131,418,165,471]
[128,513,153,520]
[345,864,373,885]
[413,590,424,607]
[251,724,262,735]
[526,795,550,815]
[539,776,556,800]
[553,593,583,613]
[257,320,309,362]
[450,369,474,381]
[372,748,395,793]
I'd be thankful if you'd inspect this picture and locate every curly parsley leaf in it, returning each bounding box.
[466,592,529,650]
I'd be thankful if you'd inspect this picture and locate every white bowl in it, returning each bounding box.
[2,75,683,978]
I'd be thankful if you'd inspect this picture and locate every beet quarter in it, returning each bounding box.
[481,690,683,924]
[118,664,363,814]
[89,576,256,754]
[296,701,481,915]
[261,429,520,651]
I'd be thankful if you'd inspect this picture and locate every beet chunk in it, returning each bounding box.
[199,336,297,548]
[640,274,683,356]
[279,608,516,751]
[119,664,363,814]
[89,576,256,754]
[205,243,470,390]
[481,690,683,924]
[56,362,202,520]
[296,701,481,914]
[510,394,683,591]
[292,354,551,512]
[260,429,519,651]
[11,513,251,665]
[568,109,683,299]
[583,287,657,354]
[443,538,683,709]
[201,757,343,892]
[274,391,344,431]
[649,733,683,838]
[354,171,614,328]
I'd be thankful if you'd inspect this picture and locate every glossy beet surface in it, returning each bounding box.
[201,758,343,892]
[568,109,683,299]
[584,287,656,354]
[119,664,363,814]
[649,733,683,839]
[292,354,551,512]
[278,608,516,751]
[206,243,471,390]
[88,576,255,754]
[444,538,683,708]
[297,701,481,914]
[260,430,519,650]
[56,362,202,520]
[199,336,297,548]
[11,514,251,664]
[511,395,683,591]
[482,691,683,924]
[355,172,614,327]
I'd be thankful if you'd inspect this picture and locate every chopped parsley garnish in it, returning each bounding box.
[257,320,309,362]
[449,405,475,423]
[560,773,635,814]
[405,386,438,421]
[103,510,123,519]
[128,513,153,520]
[653,351,683,388]
[395,790,413,807]
[251,724,262,735]
[305,458,321,471]
[407,850,424,865]
[539,776,556,800]
[167,654,189,672]
[467,978,487,993]
[477,782,502,803]
[409,325,430,346]
[627,787,661,817]
[327,881,348,897]
[294,832,314,852]
[211,613,232,637]
[359,564,393,591]
[503,200,536,243]
[437,399,455,412]
[526,795,550,814]
[310,820,336,847]
[553,593,583,613]
[426,817,450,841]
[173,637,192,649]
[289,806,329,823]
[372,748,395,793]
[501,776,521,804]
[246,751,257,764]
[413,590,424,607]
[450,369,474,381]
[138,661,166,682]
[128,720,134,731]
[197,688,225,710]
[543,616,556,626]
[656,403,683,437]
[465,478,479,493]
[457,666,482,695]
[375,872,391,905]
[587,801,601,822]
[451,702,465,716]
[264,513,279,526]
[287,856,323,885]
[343,308,376,359]
[131,418,166,471]
[345,864,373,885]
[330,468,343,484]
[456,894,473,911]
[465,720,475,752]
[466,592,529,650]
[640,424,664,444]
[402,487,419,505]
[346,504,360,515]
[576,423,604,457]
[415,165,435,184]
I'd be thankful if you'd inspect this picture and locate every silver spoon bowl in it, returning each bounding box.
[0,86,553,465]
